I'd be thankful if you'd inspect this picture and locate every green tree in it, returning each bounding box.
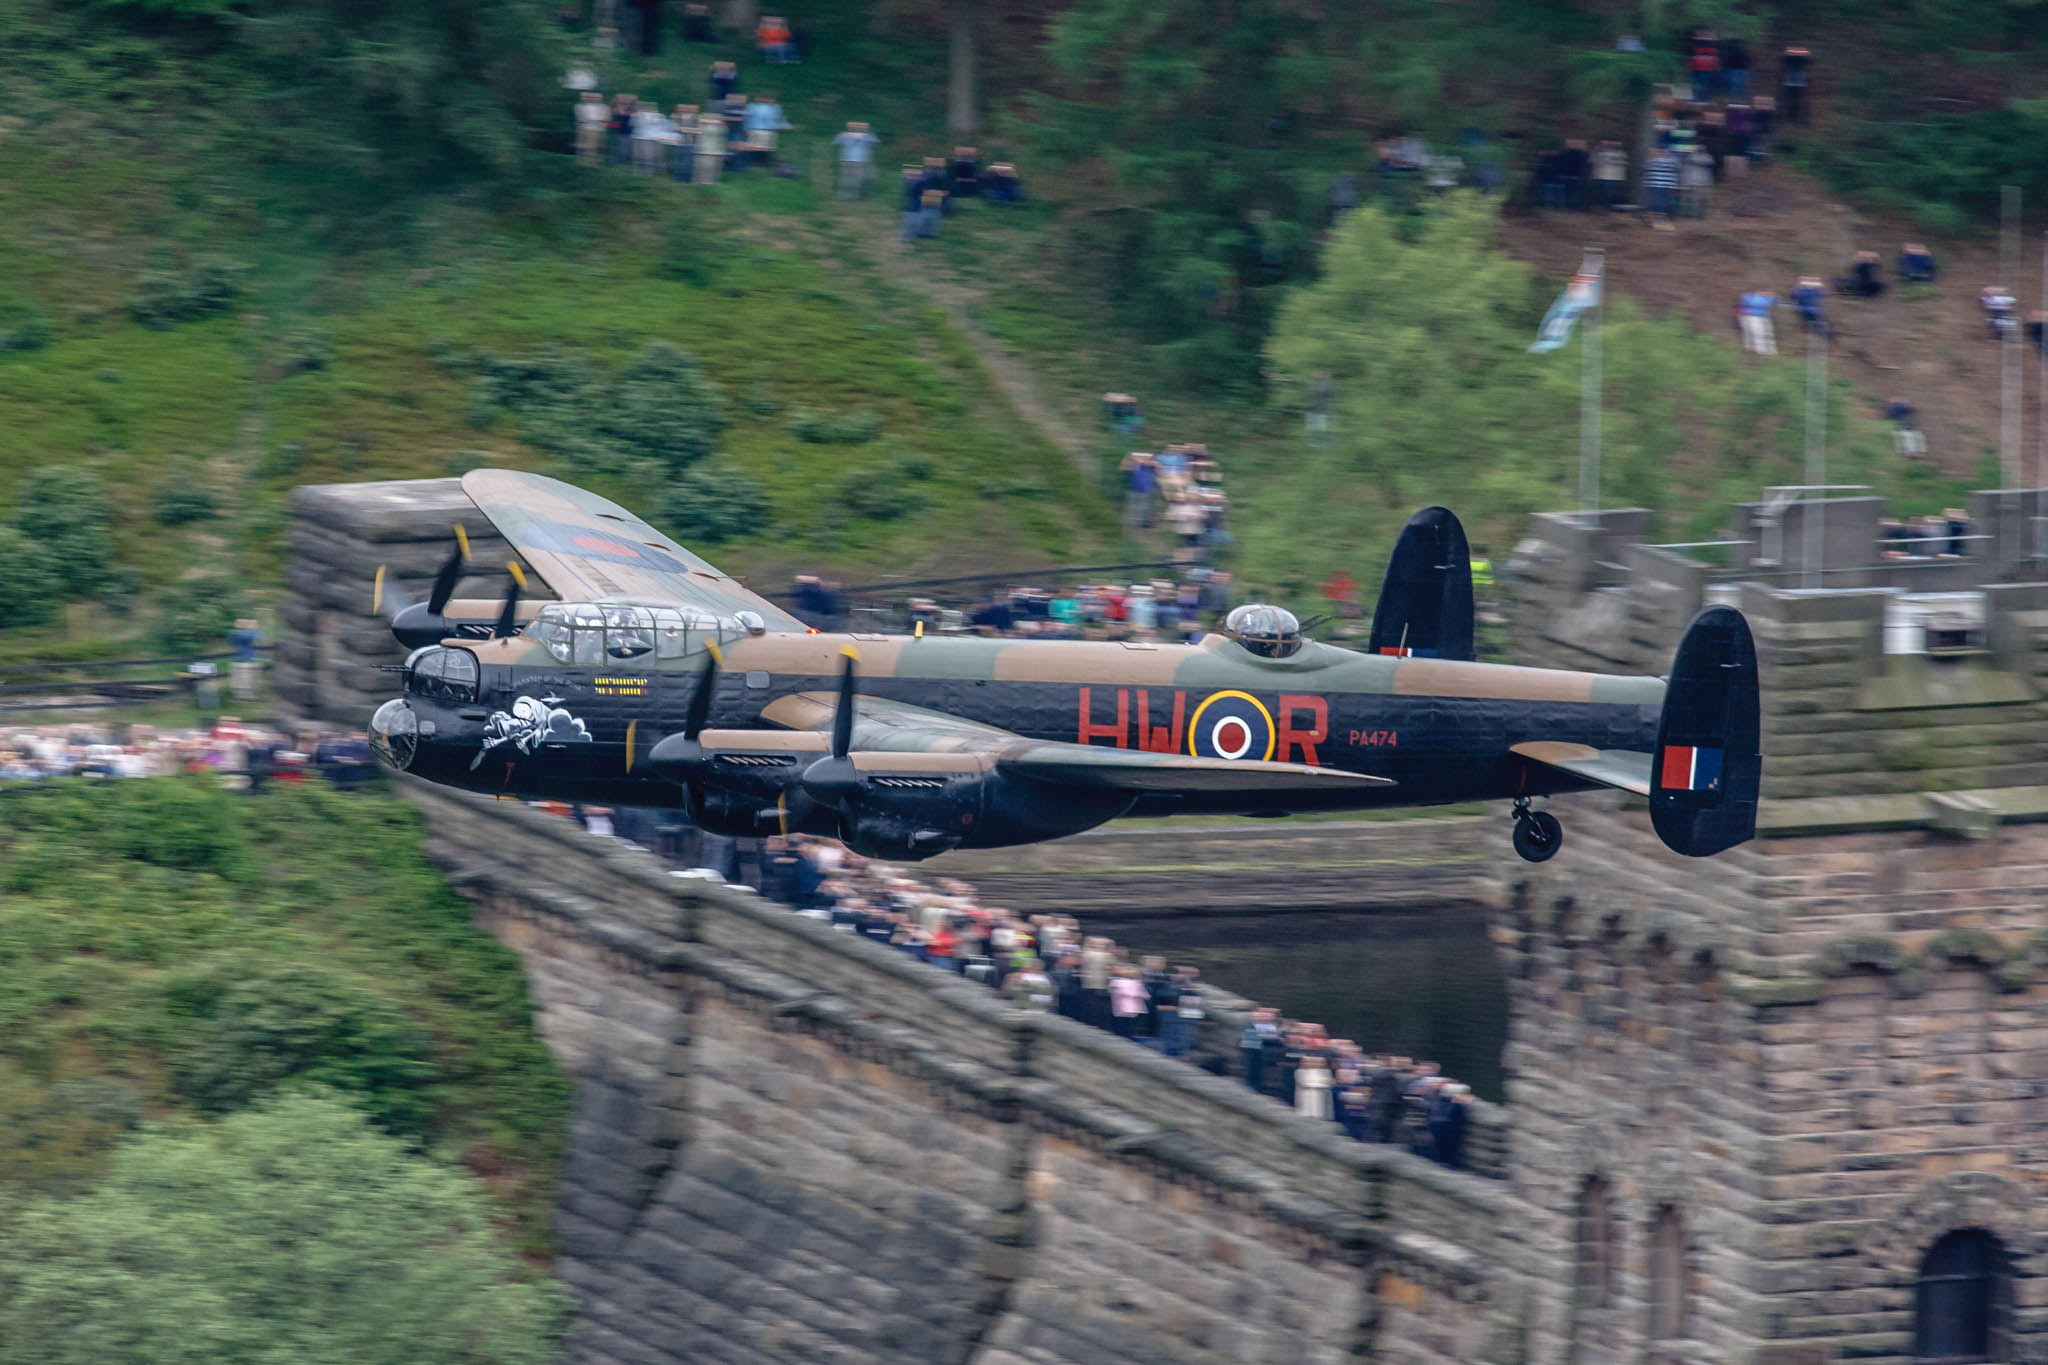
[1249,194,1895,598]
[0,527,61,627]
[10,466,112,600]
[0,1091,569,1365]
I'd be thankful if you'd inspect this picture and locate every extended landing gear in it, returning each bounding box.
[1511,798,1563,863]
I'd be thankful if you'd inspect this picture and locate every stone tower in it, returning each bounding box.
[1495,498,2048,1364]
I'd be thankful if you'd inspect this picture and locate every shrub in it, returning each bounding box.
[166,960,434,1135]
[598,341,725,473]
[114,777,253,879]
[279,326,333,374]
[839,461,917,521]
[0,318,51,352]
[0,1091,570,1365]
[154,480,218,526]
[789,407,882,444]
[661,460,770,545]
[127,257,247,330]
[0,528,61,628]
[155,571,246,654]
[10,466,112,599]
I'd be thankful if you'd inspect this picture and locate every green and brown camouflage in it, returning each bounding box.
[367,471,1759,862]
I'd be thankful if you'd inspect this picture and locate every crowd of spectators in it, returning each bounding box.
[564,11,1027,223]
[700,827,1476,1167]
[895,148,1025,246]
[0,718,374,790]
[1532,35,1819,228]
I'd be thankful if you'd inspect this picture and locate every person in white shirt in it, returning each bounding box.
[832,120,879,199]
[575,90,607,164]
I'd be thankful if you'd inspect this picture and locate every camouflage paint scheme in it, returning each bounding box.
[373,471,1670,852]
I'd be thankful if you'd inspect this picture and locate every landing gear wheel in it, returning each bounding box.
[1512,809,1563,863]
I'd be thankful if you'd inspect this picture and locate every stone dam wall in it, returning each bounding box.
[409,779,1515,1365]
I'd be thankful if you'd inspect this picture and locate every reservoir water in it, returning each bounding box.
[1085,907,1509,1101]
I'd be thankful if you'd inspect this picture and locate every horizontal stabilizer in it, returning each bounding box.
[1510,741,1654,797]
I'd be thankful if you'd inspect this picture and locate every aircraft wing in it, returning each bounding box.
[460,469,805,631]
[1510,741,1654,797]
[746,691,1394,798]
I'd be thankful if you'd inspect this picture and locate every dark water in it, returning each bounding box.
[1086,909,1509,1101]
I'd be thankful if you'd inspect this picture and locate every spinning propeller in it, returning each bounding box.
[373,524,530,648]
[798,648,862,809]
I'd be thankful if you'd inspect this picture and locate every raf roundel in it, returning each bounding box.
[1186,690,1276,762]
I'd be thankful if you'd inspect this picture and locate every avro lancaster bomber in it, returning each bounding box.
[369,470,1760,863]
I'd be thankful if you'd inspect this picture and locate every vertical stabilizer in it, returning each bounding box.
[1651,605,1761,857]
[1368,506,1476,661]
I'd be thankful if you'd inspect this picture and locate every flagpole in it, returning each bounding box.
[1580,247,1605,529]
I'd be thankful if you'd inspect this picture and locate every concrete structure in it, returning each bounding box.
[409,779,1515,1365]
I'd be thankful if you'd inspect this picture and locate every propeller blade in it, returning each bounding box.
[372,565,385,616]
[426,538,466,616]
[683,646,721,741]
[830,647,858,760]
[492,563,523,638]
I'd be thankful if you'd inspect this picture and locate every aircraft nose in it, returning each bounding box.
[369,699,418,771]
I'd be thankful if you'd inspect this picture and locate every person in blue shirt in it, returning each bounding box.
[1792,276,1828,337]
[1737,289,1779,355]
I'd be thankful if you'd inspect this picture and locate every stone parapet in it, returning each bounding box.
[406,778,1513,1364]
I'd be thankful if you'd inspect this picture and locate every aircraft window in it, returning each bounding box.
[532,605,573,664]
[410,649,447,695]
[1225,604,1304,659]
[602,605,655,659]
[439,649,479,702]
[571,626,606,666]
[653,607,691,660]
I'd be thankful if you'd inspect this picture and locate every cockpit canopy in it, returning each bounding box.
[1224,603,1303,658]
[527,602,762,665]
[403,646,480,702]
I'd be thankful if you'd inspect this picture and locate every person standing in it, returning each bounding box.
[226,618,263,702]
[832,121,878,199]
[1590,139,1627,208]
[1644,146,1679,223]
[670,105,698,180]
[693,111,726,184]
[1720,33,1750,97]
[575,90,607,164]
[1080,936,1113,1027]
[1294,1054,1333,1120]
[1780,46,1812,124]
[744,92,790,164]
[1738,288,1779,356]
[1108,966,1148,1039]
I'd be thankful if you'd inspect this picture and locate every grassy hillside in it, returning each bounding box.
[0,777,569,1250]
[0,0,2029,646]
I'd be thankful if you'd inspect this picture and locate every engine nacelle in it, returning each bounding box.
[691,784,798,839]
[830,770,1135,861]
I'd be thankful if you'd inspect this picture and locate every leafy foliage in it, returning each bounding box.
[154,569,247,653]
[789,407,882,444]
[0,527,61,627]
[0,1090,570,1365]
[166,960,434,1135]
[0,779,570,1236]
[598,341,727,473]
[10,465,112,600]
[661,459,772,545]
[1809,102,2048,233]
[1249,194,1903,597]
[127,258,246,330]
[476,341,725,479]
[153,479,218,526]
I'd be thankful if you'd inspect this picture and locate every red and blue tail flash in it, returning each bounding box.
[1659,744,1724,792]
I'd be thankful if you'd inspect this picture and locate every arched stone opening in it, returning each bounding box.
[1913,1228,2010,1363]
[1647,1204,1688,1343]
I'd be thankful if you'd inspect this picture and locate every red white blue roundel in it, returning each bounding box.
[1187,690,1276,761]
[523,521,694,574]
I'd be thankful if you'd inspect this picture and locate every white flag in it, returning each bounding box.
[1528,254,1603,354]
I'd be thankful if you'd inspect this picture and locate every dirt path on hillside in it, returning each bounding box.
[836,206,1101,487]
[1500,163,2048,484]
